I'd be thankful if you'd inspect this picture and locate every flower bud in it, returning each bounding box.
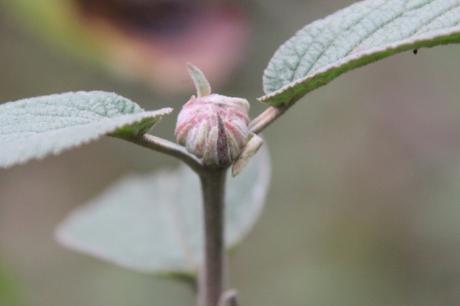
[175,93,250,167]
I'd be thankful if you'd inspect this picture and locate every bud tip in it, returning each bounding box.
[187,63,212,97]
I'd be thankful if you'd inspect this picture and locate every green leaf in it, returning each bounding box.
[0,91,172,168]
[260,0,460,105]
[56,148,271,275]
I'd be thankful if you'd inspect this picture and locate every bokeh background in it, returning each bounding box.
[2,0,460,305]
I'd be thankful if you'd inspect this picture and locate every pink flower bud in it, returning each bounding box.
[175,94,250,167]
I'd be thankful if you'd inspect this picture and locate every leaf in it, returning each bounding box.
[260,0,460,106]
[0,91,172,168]
[56,148,271,275]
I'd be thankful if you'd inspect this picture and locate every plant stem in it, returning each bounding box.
[249,104,293,134]
[199,168,227,306]
[123,133,205,174]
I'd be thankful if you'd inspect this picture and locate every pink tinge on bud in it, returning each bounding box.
[175,94,250,167]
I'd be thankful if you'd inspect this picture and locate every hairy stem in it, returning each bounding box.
[249,104,293,134]
[199,168,227,306]
[122,133,205,174]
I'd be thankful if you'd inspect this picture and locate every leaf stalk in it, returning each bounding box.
[123,133,205,175]
[249,104,293,134]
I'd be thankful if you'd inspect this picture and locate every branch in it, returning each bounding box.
[123,133,205,174]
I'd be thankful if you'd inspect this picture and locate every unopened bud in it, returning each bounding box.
[175,64,251,167]
[175,93,250,167]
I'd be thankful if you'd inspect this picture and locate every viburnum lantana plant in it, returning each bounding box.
[2,1,460,305]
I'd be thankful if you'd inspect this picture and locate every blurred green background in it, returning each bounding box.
[2,0,460,305]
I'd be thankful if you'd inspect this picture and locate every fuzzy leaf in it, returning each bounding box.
[0,91,172,168]
[56,148,270,275]
[261,0,460,105]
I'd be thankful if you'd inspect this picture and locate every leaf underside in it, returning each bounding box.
[56,148,271,275]
[260,0,460,106]
[0,91,172,168]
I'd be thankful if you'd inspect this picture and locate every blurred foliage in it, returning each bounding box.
[3,0,251,93]
[4,0,95,58]
[56,149,269,275]
[2,0,460,306]
[0,260,22,306]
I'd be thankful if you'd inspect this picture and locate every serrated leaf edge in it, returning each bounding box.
[0,108,173,169]
[259,26,460,105]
